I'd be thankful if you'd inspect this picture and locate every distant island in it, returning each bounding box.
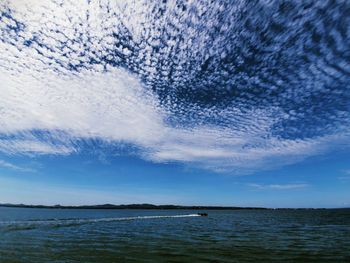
[0,203,271,210]
[0,203,344,210]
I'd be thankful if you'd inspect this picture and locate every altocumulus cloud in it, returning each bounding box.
[0,0,349,173]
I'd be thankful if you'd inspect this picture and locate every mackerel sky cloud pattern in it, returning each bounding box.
[0,0,349,173]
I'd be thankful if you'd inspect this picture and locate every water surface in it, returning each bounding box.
[0,208,349,262]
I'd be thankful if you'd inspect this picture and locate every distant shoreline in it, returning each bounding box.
[0,203,347,210]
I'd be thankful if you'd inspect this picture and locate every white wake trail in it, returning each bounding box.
[92,214,201,222]
[0,214,202,231]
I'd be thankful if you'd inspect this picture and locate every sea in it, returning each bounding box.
[0,207,349,262]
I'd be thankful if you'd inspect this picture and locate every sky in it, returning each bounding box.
[0,0,349,207]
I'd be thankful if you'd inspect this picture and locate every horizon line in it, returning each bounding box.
[0,203,348,210]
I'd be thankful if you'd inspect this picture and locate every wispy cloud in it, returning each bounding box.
[343,170,350,175]
[338,170,350,181]
[0,1,349,174]
[0,160,35,172]
[248,183,309,190]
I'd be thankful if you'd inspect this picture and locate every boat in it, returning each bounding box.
[197,213,208,216]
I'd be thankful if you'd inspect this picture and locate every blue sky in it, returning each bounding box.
[0,0,349,207]
[0,149,349,208]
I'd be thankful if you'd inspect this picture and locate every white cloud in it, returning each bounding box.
[0,0,349,174]
[248,183,309,190]
[343,170,350,175]
[338,169,350,181]
[0,160,35,172]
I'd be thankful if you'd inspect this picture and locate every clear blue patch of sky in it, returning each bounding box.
[0,148,349,208]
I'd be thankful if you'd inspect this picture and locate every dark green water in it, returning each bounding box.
[0,208,349,262]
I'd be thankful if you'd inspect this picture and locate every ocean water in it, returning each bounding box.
[0,208,349,262]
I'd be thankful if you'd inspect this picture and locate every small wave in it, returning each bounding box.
[0,214,201,232]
